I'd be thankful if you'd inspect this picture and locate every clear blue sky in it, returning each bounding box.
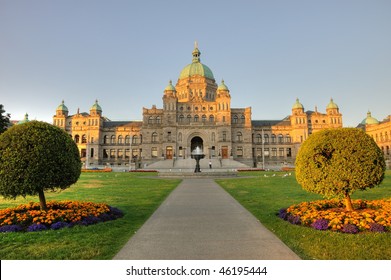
[1,0,390,127]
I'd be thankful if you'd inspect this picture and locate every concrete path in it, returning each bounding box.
[113,179,300,260]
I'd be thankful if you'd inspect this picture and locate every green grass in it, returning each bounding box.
[217,170,391,260]
[0,172,180,260]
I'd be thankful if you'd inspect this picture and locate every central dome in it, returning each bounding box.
[179,44,215,80]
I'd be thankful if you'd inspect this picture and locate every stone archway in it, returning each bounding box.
[191,136,203,153]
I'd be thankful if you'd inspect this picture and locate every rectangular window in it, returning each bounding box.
[279,148,284,157]
[151,147,158,158]
[118,149,123,159]
[103,149,108,159]
[287,148,292,157]
[110,149,116,158]
[125,149,130,159]
[271,148,277,157]
[132,149,139,158]
[237,147,243,157]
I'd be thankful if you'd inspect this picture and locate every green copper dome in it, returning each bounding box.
[292,98,304,109]
[361,111,379,125]
[326,98,339,109]
[90,99,102,112]
[56,100,68,112]
[164,80,176,91]
[179,44,215,80]
[217,80,229,91]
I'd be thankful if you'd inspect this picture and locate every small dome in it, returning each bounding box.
[217,80,229,91]
[56,100,68,112]
[179,44,215,80]
[361,111,379,125]
[164,80,176,92]
[18,113,29,124]
[292,98,304,109]
[90,100,102,112]
[327,98,339,109]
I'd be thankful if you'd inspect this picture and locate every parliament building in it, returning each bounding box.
[53,45,343,170]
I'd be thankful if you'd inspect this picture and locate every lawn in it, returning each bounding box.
[0,172,180,260]
[217,170,391,260]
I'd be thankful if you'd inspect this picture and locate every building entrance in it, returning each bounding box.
[166,146,173,159]
[221,146,229,159]
[191,136,203,153]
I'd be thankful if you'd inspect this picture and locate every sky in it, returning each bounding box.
[1,0,390,127]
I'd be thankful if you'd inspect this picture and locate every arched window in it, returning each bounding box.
[187,115,192,123]
[264,134,269,143]
[74,135,80,143]
[237,132,243,142]
[209,115,214,122]
[81,134,87,144]
[118,135,123,144]
[286,135,291,143]
[156,116,161,124]
[278,134,283,143]
[241,115,245,123]
[125,135,130,144]
[271,134,276,143]
[148,117,153,124]
[194,115,199,122]
[111,135,116,144]
[202,115,207,122]
[179,115,184,123]
[152,132,158,143]
[103,135,108,144]
[256,134,261,143]
[132,135,139,144]
[233,115,238,124]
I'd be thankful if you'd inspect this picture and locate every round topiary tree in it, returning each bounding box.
[0,121,81,211]
[295,128,385,211]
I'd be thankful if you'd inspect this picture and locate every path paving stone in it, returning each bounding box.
[114,178,300,260]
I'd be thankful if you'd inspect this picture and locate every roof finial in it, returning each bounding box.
[194,40,198,49]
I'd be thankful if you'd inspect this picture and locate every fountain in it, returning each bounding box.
[191,146,205,173]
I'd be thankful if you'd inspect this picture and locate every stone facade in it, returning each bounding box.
[53,45,343,169]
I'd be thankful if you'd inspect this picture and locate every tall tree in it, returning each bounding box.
[0,104,11,134]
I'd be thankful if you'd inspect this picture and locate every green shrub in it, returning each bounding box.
[0,121,81,210]
[295,128,385,211]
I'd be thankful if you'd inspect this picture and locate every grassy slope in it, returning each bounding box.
[217,170,391,260]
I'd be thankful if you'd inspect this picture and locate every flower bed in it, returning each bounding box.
[82,168,112,172]
[279,199,391,233]
[0,201,123,232]
[237,168,265,172]
[129,169,157,172]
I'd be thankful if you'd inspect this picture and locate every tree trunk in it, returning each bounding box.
[344,193,354,211]
[38,189,48,211]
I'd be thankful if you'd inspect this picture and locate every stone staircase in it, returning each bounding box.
[144,158,250,171]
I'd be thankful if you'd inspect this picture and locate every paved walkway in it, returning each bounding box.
[113,179,300,260]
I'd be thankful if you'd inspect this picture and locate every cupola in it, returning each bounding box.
[361,111,379,125]
[90,99,102,116]
[56,100,69,117]
[292,98,304,110]
[217,80,229,91]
